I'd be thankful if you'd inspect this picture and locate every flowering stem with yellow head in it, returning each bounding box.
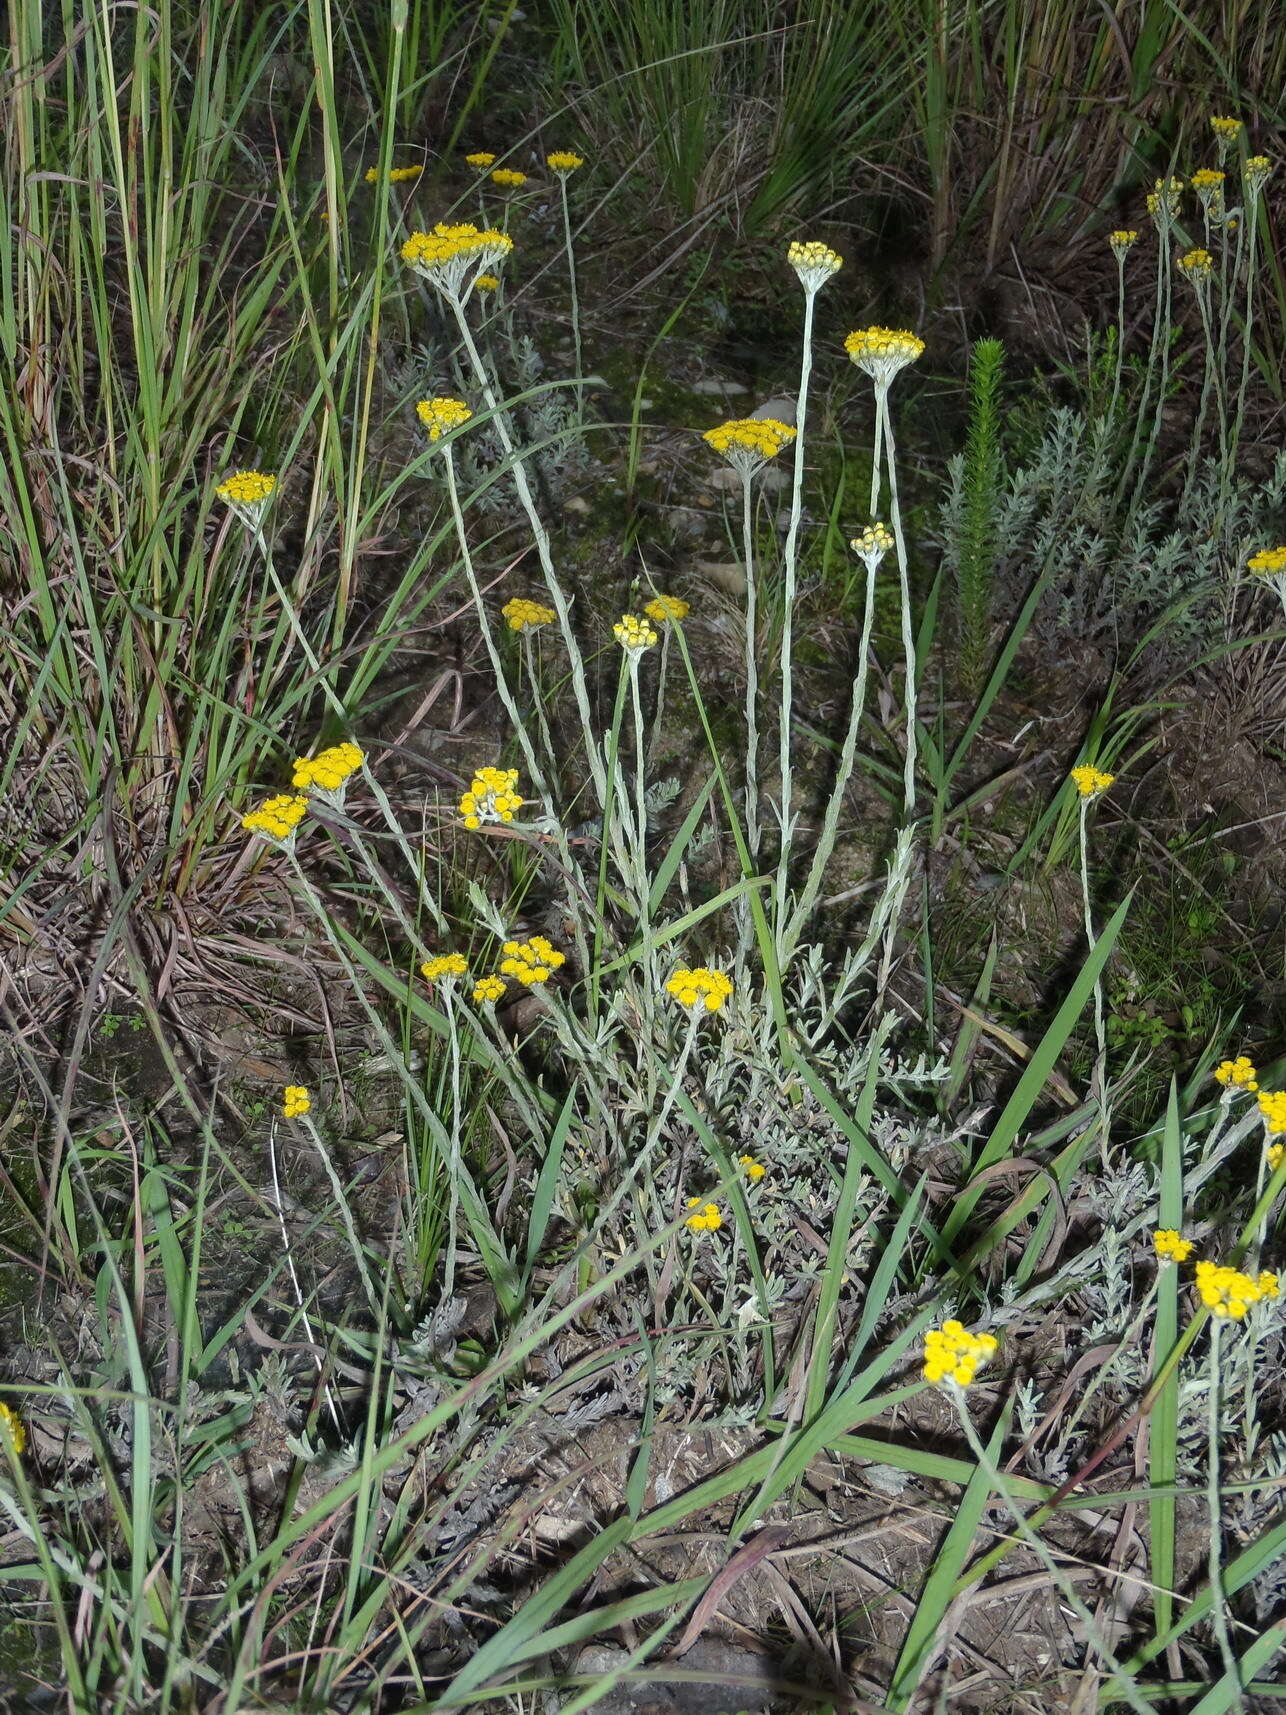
[880,391,918,818]
[1233,158,1271,479]
[555,170,583,425]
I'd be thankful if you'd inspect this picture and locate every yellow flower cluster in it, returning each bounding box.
[1248,546,1286,577]
[614,612,658,652]
[1110,229,1139,260]
[503,597,557,631]
[1190,167,1225,208]
[365,164,423,183]
[643,594,690,624]
[1269,1142,1285,1172]
[282,1085,311,1118]
[665,966,733,1012]
[547,151,584,175]
[1214,1055,1258,1092]
[476,274,499,292]
[685,1199,722,1232]
[702,417,797,471]
[1244,155,1272,190]
[216,470,277,508]
[738,1154,766,1181]
[491,168,527,187]
[416,397,473,441]
[1210,115,1242,143]
[1177,247,1213,281]
[292,742,363,792]
[401,223,514,296]
[787,239,843,291]
[1153,1229,1195,1263]
[473,974,506,1005]
[0,1403,25,1458]
[1147,176,1184,221]
[466,152,496,168]
[1257,1090,1286,1133]
[1195,1259,1279,1319]
[242,793,308,841]
[844,327,925,387]
[923,1321,999,1387]
[1070,764,1114,799]
[459,766,523,830]
[851,522,894,563]
[499,936,566,985]
[422,953,468,983]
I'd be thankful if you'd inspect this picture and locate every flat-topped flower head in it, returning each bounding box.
[366,163,423,184]
[416,396,473,443]
[503,596,556,632]
[0,1403,25,1458]
[1244,155,1272,195]
[665,966,734,1013]
[465,151,496,169]
[685,1199,722,1232]
[702,416,796,478]
[1215,1055,1258,1093]
[1177,246,1214,284]
[1154,1229,1194,1263]
[475,273,500,293]
[282,1085,311,1119]
[1109,229,1139,262]
[844,326,925,390]
[498,935,566,986]
[490,168,527,187]
[1190,168,1225,218]
[1269,1142,1285,1172]
[547,151,584,176]
[402,223,514,298]
[1247,546,1286,579]
[1210,115,1242,154]
[643,593,690,625]
[242,793,308,844]
[473,974,506,1006]
[614,612,658,654]
[787,239,843,293]
[851,522,894,570]
[1257,1090,1286,1133]
[216,470,277,524]
[292,742,364,794]
[459,766,522,830]
[421,953,468,984]
[738,1154,766,1181]
[1195,1258,1277,1319]
[1070,764,1114,799]
[1146,176,1184,226]
[923,1320,999,1387]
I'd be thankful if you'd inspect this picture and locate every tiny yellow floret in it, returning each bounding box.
[1214,1055,1258,1093]
[1268,1142,1285,1172]
[458,766,523,831]
[685,1199,723,1232]
[498,936,566,986]
[1257,1090,1286,1133]
[490,168,527,187]
[242,794,309,842]
[665,966,734,1013]
[503,597,557,632]
[292,742,364,793]
[416,397,473,441]
[923,1321,999,1387]
[465,152,496,169]
[0,1403,26,1458]
[283,1086,311,1119]
[643,594,690,624]
[472,974,506,1006]
[547,151,585,175]
[1153,1229,1194,1263]
[1070,764,1115,799]
[738,1154,766,1181]
[421,953,468,983]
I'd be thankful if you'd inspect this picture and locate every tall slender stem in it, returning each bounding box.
[1206,1322,1244,1706]
[740,470,762,867]
[882,392,917,817]
[558,176,583,426]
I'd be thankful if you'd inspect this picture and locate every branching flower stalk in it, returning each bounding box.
[1178,250,1225,491]
[1129,179,1181,516]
